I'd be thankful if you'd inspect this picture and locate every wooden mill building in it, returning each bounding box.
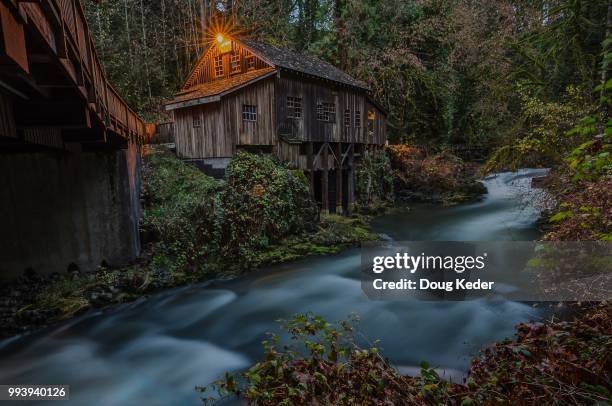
[165,35,387,213]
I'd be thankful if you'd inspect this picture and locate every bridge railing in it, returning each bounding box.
[11,0,152,143]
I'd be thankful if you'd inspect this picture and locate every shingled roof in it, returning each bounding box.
[239,38,368,90]
[166,67,276,110]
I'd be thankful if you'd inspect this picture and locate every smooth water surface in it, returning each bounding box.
[0,169,550,405]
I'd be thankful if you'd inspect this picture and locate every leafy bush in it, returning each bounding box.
[388,145,486,204]
[543,177,612,241]
[198,314,457,405]
[564,115,612,182]
[219,152,318,267]
[140,149,223,274]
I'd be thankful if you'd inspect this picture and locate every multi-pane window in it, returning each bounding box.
[355,110,361,128]
[367,109,376,136]
[316,102,336,122]
[193,114,201,128]
[242,104,257,121]
[214,55,223,77]
[344,109,351,127]
[230,53,241,74]
[246,54,256,70]
[287,96,302,119]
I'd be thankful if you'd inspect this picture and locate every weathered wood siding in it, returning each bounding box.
[275,72,386,145]
[174,77,275,159]
[184,41,269,89]
[225,78,275,146]
[174,102,229,158]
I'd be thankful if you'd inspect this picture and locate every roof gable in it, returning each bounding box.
[181,36,368,92]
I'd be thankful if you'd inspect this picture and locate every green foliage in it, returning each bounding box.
[549,210,573,223]
[198,314,455,405]
[141,150,223,274]
[220,152,318,268]
[483,84,595,173]
[256,214,378,266]
[354,150,394,210]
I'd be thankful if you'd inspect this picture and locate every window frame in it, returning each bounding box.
[242,104,257,122]
[287,96,302,119]
[193,114,201,128]
[230,53,241,74]
[316,101,336,123]
[344,109,351,127]
[245,54,256,71]
[354,110,361,128]
[214,55,223,78]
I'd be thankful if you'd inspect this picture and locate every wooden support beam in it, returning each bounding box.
[306,141,314,197]
[321,142,329,214]
[347,142,355,213]
[335,143,343,214]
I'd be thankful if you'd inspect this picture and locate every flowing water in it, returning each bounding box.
[0,169,550,405]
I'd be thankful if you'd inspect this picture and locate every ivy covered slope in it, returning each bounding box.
[1,149,380,338]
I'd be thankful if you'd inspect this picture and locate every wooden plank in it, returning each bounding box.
[0,3,28,72]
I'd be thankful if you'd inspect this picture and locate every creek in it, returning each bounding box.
[0,169,550,405]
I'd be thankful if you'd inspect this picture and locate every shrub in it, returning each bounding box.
[388,145,485,204]
[140,149,222,274]
[198,314,455,405]
[220,152,318,267]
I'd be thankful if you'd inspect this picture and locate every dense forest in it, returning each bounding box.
[85,0,611,163]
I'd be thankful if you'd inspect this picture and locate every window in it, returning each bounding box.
[287,96,302,119]
[367,109,376,136]
[344,109,351,127]
[316,102,335,122]
[242,104,257,121]
[230,53,241,74]
[214,55,223,77]
[246,54,256,71]
[355,110,361,128]
[193,114,201,128]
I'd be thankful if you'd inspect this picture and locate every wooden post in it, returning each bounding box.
[321,142,329,214]
[335,143,343,214]
[347,142,355,213]
[306,141,314,197]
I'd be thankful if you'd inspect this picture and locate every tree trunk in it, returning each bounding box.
[601,0,612,112]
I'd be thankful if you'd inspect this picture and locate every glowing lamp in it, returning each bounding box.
[215,33,232,54]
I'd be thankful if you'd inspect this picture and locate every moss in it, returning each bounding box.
[256,214,380,266]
